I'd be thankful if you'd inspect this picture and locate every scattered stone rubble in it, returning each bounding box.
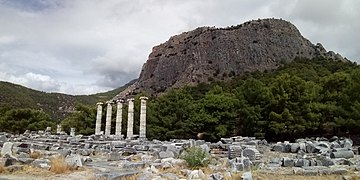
[0,130,359,179]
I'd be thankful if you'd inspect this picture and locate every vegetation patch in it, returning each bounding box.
[180,146,211,169]
[49,156,73,174]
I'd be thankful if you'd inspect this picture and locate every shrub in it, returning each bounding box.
[180,146,210,169]
[50,156,72,174]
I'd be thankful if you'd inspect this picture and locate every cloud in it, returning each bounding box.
[0,0,359,95]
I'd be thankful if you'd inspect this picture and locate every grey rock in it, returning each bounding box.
[31,159,51,169]
[232,162,244,171]
[78,149,92,156]
[0,157,13,166]
[210,172,224,180]
[330,142,341,149]
[306,142,316,153]
[272,144,284,152]
[200,144,210,153]
[331,168,348,175]
[1,142,13,157]
[228,145,242,159]
[120,162,145,169]
[283,157,294,167]
[291,143,300,153]
[188,169,205,180]
[319,168,332,175]
[235,157,252,171]
[137,172,153,180]
[108,151,122,161]
[295,159,310,167]
[284,143,292,153]
[65,154,83,168]
[318,157,335,166]
[293,167,304,175]
[6,164,24,172]
[342,139,353,149]
[134,145,149,151]
[111,141,126,148]
[243,148,260,161]
[57,149,71,158]
[303,169,318,176]
[31,143,49,150]
[18,157,34,164]
[160,172,179,180]
[330,151,354,159]
[241,171,252,180]
[159,150,175,159]
[117,18,343,97]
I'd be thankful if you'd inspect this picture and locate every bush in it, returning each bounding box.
[50,156,72,174]
[180,146,210,169]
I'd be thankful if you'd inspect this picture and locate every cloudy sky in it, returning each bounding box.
[0,0,359,95]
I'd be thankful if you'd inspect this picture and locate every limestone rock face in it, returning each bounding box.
[115,18,345,99]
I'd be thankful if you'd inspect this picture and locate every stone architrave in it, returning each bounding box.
[95,102,103,135]
[115,99,124,136]
[126,98,135,139]
[105,101,113,136]
[139,96,148,140]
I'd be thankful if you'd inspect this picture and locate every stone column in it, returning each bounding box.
[115,99,124,136]
[139,96,148,140]
[95,102,103,135]
[56,124,62,134]
[105,101,113,136]
[126,98,135,139]
[70,128,75,136]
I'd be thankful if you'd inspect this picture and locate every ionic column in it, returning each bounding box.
[115,99,124,136]
[105,101,113,136]
[139,96,148,140]
[126,98,135,139]
[70,128,75,136]
[56,124,62,134]
[95,102,103,135]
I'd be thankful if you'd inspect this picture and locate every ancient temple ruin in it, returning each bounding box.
[95,96,148,140]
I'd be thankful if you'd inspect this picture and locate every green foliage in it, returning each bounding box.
[180,146,211,169]
[61,103,96,135]
[0,108,55,134]
[146,57,360,141]
[0,79,134,121]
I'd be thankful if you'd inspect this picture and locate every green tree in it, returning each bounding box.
[0,108,54,134]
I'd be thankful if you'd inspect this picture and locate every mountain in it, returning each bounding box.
[0,79,136,120]
[114,18,346,100]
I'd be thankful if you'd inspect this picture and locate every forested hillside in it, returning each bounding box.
[0,80,135,133]
[146,57,360,141]
[2,57,360,141]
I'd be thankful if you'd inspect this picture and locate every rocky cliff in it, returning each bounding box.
[114,18,345,99]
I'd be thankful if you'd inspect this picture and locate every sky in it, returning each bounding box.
[0,0,359,95]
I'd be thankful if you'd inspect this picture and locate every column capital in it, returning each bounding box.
[96,102,103,105]
[127,98,135,102]
[116,99,125,103]
[106,100,114,104]
[140,96,148,100]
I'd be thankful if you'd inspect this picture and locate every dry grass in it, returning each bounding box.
[252,171,347,180]
[0,165,6,173]
[29,151,42,159]
[49,156,73,174]
[122,174,138,180]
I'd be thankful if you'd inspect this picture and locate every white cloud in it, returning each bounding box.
[0,0,359,95]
